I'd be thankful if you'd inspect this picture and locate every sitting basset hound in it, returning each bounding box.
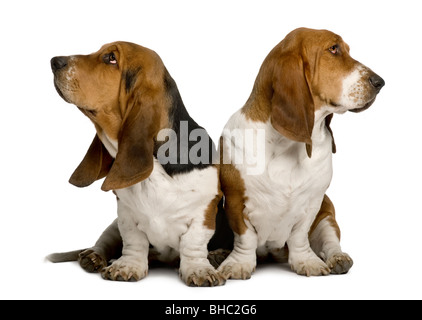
[48,42,228,286]
[218,28,384,278]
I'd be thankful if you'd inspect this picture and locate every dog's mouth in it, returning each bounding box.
[53,78,96,117]
[349,97,376,113]
[53,80,71,104]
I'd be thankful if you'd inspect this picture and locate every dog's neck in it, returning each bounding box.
[98,130,118,158]
[311,107,334,147]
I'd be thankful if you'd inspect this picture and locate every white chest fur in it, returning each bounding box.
[223,110,333,248]
[115,159,218,255]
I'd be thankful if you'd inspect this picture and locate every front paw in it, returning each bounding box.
[218,257,256,280]
[180,262,225,287]
[101,257,148,282]
[326,252,353,274]
[78,249,107,273]
[290,257,330,277]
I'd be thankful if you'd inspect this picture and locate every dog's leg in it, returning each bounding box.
[286,196,331,277]
[78,218,122,273]
[309,195,353,274]
[217,161,258,280]
[101,203,149,281]
[217,227,258,280]
[179,219,226,287]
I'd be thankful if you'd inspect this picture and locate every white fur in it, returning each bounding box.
[309,218,342,260]
[115,159,218,255]
[219,110,333,277]
[65,57,76,82]
[218,63,372,278]
[100,136,221,284]
[339,66,365,108]
[338,65,374,112]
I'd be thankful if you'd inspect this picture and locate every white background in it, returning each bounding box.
[1,0,421,300]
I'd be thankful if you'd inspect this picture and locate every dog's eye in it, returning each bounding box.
[328,45,339,55]
[104,52,117,65]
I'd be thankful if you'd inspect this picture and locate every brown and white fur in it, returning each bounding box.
[218,28,384,278]
[48,42,226,286]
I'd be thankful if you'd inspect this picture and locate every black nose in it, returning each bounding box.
[51,56,68,73]
[369,74,385,91]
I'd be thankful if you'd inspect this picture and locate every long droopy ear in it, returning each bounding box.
[101,91,161,191]
[270,53,315,157]
[69,134,114,187]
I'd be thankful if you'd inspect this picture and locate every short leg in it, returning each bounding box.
[287,236,330,276]
[287,205,330,277]
[309,195,353,274]
[78,218,122,273]
[179,219,225,287]
[102,203,149,281]
[218,162,258,280]
[218,228,258,280]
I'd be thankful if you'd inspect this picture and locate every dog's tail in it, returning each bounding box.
[46,249,84,263]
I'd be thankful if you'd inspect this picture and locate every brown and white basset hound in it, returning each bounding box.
[218,28,384,278]
[48,42,228,286]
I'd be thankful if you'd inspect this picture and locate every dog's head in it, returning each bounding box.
[51,42,170,191]
[253,28,385,156]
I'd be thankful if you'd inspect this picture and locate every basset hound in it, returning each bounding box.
[48,42,228,286]
[218,28,384,278]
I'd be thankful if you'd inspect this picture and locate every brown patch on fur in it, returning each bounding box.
[220,160,248,235]
[242,92,271,123]
[203,188,223,230]
[309,194,341,240]
[203,163,223,230]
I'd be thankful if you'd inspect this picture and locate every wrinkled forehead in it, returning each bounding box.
[286,28,348,50]
[88,42,133,57]
[98,42,116,51]
[94,42,120,55]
